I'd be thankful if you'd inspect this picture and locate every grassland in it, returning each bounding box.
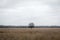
[0,28,60,40]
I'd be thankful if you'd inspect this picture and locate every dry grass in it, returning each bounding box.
[0,28,60,40]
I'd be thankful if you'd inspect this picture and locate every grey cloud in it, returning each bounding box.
[0,0,60,26]
[0,0,21,8]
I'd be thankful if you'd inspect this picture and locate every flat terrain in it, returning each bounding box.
[0,28,60,40]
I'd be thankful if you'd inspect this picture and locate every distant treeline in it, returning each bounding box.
[0,25,60,28]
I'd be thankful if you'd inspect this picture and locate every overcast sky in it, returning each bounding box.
[0,0,60,26]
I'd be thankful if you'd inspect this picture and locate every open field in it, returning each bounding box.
[0,28,60,40]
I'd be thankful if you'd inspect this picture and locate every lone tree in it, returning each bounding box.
[29,23,34,28]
